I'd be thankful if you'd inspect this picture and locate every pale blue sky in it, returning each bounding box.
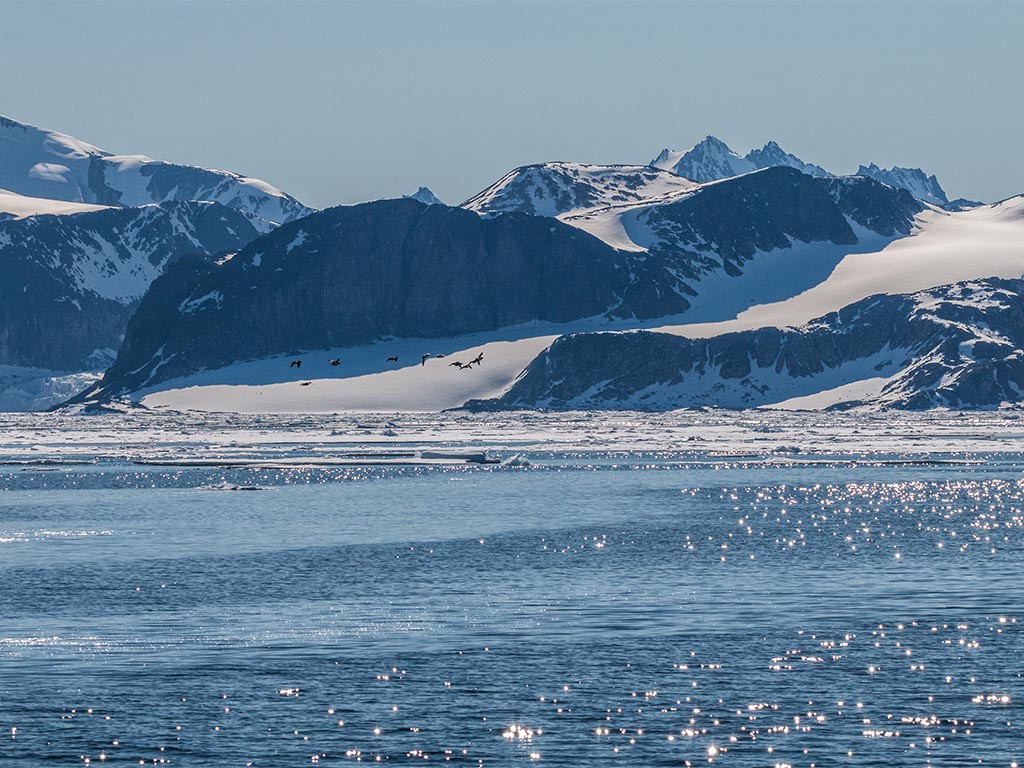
[1,1,1020,208]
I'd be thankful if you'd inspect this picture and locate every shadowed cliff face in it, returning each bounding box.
[635,170,922,278]
[471,279,1024,411]
[85,198,689,397]
[0,201,263,371]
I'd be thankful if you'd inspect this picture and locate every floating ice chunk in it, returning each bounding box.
[501,453,532,468]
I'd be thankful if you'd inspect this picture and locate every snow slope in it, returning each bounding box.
[659,196,1024,338]
[141,333,557,414]
[0,115,312,223]
[0,188,110,220]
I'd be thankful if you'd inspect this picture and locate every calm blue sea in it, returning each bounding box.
[1,448,1022,766]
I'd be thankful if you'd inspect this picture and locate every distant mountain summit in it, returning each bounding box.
[745,140,831,178]
[462,162,696,219]
[404,187,445,205]
[651,135,754,182]
[650,136,828,183]
[0,115,313,223]
[650,136,970,207]
[856,163,948,207]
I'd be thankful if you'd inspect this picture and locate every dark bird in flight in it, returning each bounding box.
[435,354,446,358]
[469,352,484,366]
[421,354,432,366]
[449,361,465,368]
[329,358,341,366]
[290,359,302,368]
[387,356,399,363]
[300,381,311,386]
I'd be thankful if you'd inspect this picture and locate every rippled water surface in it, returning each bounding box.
[1,412,1022,766]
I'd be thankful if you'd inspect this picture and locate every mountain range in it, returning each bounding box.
[1,113,1020,413]
[649,135,983,211]
[78,169,924,402]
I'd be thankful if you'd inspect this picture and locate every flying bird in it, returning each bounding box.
[421,354,433,366]
[290,359,302,368]
[449,361,465,368]
[329,358,341,366]
[300,381,311,386]
[469,352,484,366]
[387,356,399,363]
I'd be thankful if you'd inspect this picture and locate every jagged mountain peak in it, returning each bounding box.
[650,135,832,184]
[404,186,445,205]
[693,134,733,151]
[746,141,831,178]
[648,137,968,205]
[651,136,747,183]
[856,163,949,206]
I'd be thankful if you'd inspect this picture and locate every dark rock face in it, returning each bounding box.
[856,163,949,207]
[641,168,853,266]
[0,201,263,371]
[83,199,693,397]
[945,198,986,212]
[473,279,1024,411]
[825,177,923,236]
[627,168,922,280]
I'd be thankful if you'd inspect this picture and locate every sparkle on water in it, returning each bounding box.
[0,409,1022,766]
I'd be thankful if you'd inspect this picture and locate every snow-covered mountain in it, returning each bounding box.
[404,186,445,205]
[651,136,754,182]
[473,278,1024,411]
[650,136,829,183]
[95,193,1024,414]
[0,201,265,394]
[856,163,949,207]
[75,170,927,404]
[561,168,921,288]
[462,163,696,218]
[0,115,313,224]
[459,162,915,276]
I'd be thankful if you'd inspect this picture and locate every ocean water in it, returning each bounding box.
[1,416,1022,766]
